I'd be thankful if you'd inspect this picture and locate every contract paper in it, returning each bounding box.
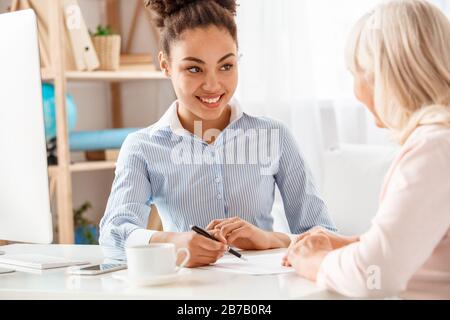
[200,250,295,275]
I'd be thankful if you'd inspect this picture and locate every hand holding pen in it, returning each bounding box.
[191,226,248,261]
[151,228,229,268]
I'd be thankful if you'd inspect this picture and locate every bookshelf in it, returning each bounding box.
[40,68,55,81]
[66,65,166,81]
[42,64,166,82]
[48,161,117,178]
[12,0,169,244]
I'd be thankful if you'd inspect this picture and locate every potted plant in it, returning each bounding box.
[91,25,121,71]
[74,202,99,245]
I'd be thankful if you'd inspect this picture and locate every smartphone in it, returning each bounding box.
[67,263,126,275]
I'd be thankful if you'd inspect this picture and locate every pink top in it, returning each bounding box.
[317,125,450,299]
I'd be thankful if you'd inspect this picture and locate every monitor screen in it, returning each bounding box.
[0,10,53,244]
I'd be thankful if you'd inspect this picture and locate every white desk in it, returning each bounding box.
[0,244,345,300]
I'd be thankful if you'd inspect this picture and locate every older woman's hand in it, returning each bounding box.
[282,226,358,267]
[284,233,333,281]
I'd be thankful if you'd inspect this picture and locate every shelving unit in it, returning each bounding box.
[13,0,169,244]
[43,64,165,82]
[66,64,166,81]
[48,161,117,178]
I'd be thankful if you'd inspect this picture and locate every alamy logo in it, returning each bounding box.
[65,5,82,30]
[170,121,281,176]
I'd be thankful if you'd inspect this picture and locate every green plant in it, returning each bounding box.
[73,202,98,245]
[74,201,92,227]
[92,25,115,36]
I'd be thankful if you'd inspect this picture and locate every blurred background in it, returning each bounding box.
[1,0,448,243]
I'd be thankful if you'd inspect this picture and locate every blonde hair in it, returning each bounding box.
[346,0,450,144]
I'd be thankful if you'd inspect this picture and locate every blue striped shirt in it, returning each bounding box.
[99,99,336,259]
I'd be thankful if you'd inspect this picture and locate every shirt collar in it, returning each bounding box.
[153,98,244,137]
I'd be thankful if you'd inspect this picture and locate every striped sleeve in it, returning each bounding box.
[99,134,155,259]
[275,125,337,234]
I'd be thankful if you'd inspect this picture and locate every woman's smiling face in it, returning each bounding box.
[160,25,238,122]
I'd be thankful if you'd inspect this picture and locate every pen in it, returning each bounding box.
[191,225,248,261]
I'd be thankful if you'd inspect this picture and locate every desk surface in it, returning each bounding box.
[0,244,344,300]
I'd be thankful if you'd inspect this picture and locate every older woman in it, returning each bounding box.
[283,0,450,299]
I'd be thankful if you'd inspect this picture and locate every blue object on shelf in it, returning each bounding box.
[75,225,99,245]
[42,83,77,142]
[69,128,141,151]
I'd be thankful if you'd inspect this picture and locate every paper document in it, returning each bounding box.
[200,250,295,275]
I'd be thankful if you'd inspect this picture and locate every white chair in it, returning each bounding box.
[319,104,398,235]
[271,103,397,236]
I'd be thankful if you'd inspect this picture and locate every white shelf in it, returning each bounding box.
[65,64,167,82]
[41,65,168,82]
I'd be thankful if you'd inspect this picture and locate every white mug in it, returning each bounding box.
[125,244,190,280]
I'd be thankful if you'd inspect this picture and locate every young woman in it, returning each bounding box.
[283,0,450,299]
[99,0,335,267]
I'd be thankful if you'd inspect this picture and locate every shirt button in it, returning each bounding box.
[217,194,222,200]
[215,177,221,183]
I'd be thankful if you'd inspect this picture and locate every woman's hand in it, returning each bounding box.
[284,233,333,281]
[282,226,358,267]
[151,231,227,268]
[206,217,290,250]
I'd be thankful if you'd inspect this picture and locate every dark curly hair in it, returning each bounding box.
[144,0,238,58]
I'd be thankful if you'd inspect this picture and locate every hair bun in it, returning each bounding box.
[213,0,237,15]
[145,0,237,26]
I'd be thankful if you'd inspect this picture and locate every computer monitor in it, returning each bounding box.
[0,10,87,272]
[0,9,53,244]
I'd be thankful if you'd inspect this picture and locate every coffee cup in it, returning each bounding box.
[125,244,190,280]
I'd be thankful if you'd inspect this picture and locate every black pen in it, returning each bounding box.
[191,225,248,261]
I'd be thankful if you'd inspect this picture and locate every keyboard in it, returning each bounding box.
[0,254,89,270]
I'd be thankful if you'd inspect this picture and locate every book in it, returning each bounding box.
[62,0,99,71]
[14,0,51,69]
[26,0,78,71]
